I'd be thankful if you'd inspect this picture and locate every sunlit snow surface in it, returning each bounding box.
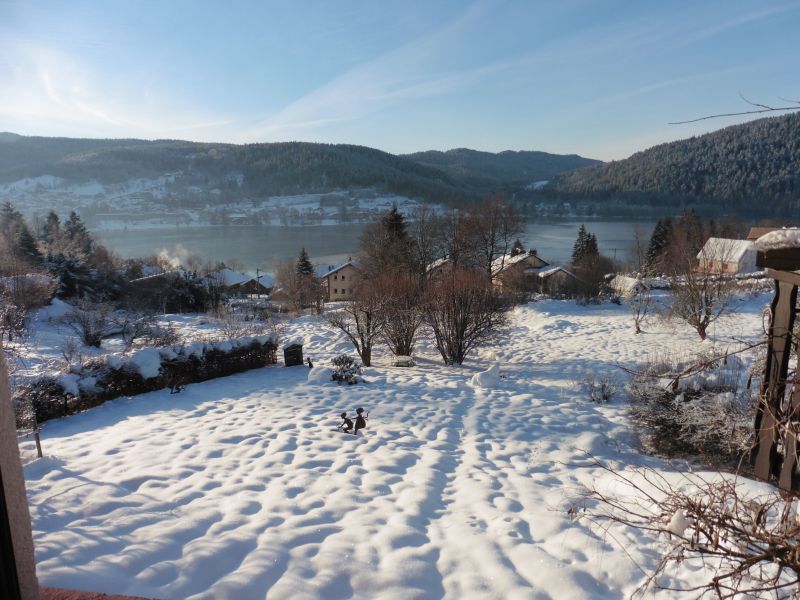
[22,295,768,599]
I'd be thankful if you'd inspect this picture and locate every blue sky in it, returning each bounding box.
[1,0,798,159]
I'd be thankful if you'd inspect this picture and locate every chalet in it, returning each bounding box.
[318,261,359,302]
[492,250,549,284]
[492,250,580,294]
[696,238,757,275]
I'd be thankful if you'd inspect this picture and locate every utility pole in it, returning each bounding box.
[256,268,261,299]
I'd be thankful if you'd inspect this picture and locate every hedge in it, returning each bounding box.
[14,336,278,425]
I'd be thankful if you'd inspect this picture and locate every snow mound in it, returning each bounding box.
[470,362,501,388]
[128,348,162,379]
[755,228,800,252]
[307,367,333,384]
[39,298,73,320]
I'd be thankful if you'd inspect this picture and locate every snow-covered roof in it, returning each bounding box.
[492,251,548,274]
[536,266,570,279]
[698,238,754,262]
[256,273,275,287]
[609,275,648,294]
[426,256,451,272]
[282,336,304,349]
[317,261,357,279]
[755,228,800,252]
[207,268,252,287]
[129,269,187,284]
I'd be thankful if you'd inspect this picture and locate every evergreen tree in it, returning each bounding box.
[43,211,60,242]
[17,226,42,263]
[381,205,409,241]
[510,239,525,256]
[0,201,42,266]
[571,224,589,265]
[64,211,93,256]
[645,218,672,273]
[0,201,22,237]
[296,247,314,277]
[585,232,599,259]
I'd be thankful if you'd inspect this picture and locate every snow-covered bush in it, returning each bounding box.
[331,354,362,385]
[578,370,620,403]
[13,335,279,424]
[627,351,754,463]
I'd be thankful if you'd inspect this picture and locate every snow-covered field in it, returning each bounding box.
[20,295,768,599]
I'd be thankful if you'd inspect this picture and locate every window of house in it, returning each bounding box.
[334,288,338,294]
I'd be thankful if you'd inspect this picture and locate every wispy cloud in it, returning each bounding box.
[237,1,520,142]
[0,34,235,139]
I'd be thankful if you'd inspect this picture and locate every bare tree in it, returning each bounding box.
[62,301,112,348]
[630,284,652,334]
[326,281,386,367]
[376,272,424,356]
[424,269,507,365]
[668,241,737,340]
[407,204,447,282]
[462,194,524,278]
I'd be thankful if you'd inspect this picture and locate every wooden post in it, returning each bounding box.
[753,279,797,481]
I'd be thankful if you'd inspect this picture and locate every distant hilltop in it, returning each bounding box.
[553,112,800,211]
[0,134,599,205]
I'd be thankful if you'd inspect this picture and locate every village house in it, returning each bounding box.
[492,250,578,294]
[318,261,359,302]
[696,238,758,275]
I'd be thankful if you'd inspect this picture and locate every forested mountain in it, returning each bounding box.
[404,148,600,187]
[0,134,596,204]
[555,113,800,211]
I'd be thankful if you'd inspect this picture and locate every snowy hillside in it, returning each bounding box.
[21,296,768,599]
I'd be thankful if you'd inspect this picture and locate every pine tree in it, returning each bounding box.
[0,201,22,237]
[645,218,672,273]
[510,239,525,256]
[296,247,314,277]
[585,233,599,259]
[381,205,409,241]
[64,211,93,256]
[43,211,60,242]
[17,226,42,263]
[571,224,589,265]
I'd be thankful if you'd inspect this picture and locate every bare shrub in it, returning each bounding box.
[424,269,507,365]
[630,285,652,334]
[331,354,362,384]
[326,280,386,367]
[578,370,620,403]
[668,242,738,340]
[627,351,754,464]
[140,322,181,348]
[376,272,424,356]
[213,306,277,341]
[0,291,26,343]
[60,338,84,365]
[578,460,800,599]
[62,301,112,348]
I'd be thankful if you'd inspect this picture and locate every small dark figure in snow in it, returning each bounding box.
[169,379,184,394]
[307,357,314,369]
[354,407,368,435]
[338,412,354,434]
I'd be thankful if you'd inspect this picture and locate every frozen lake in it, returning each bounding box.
[97,220,655,272]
